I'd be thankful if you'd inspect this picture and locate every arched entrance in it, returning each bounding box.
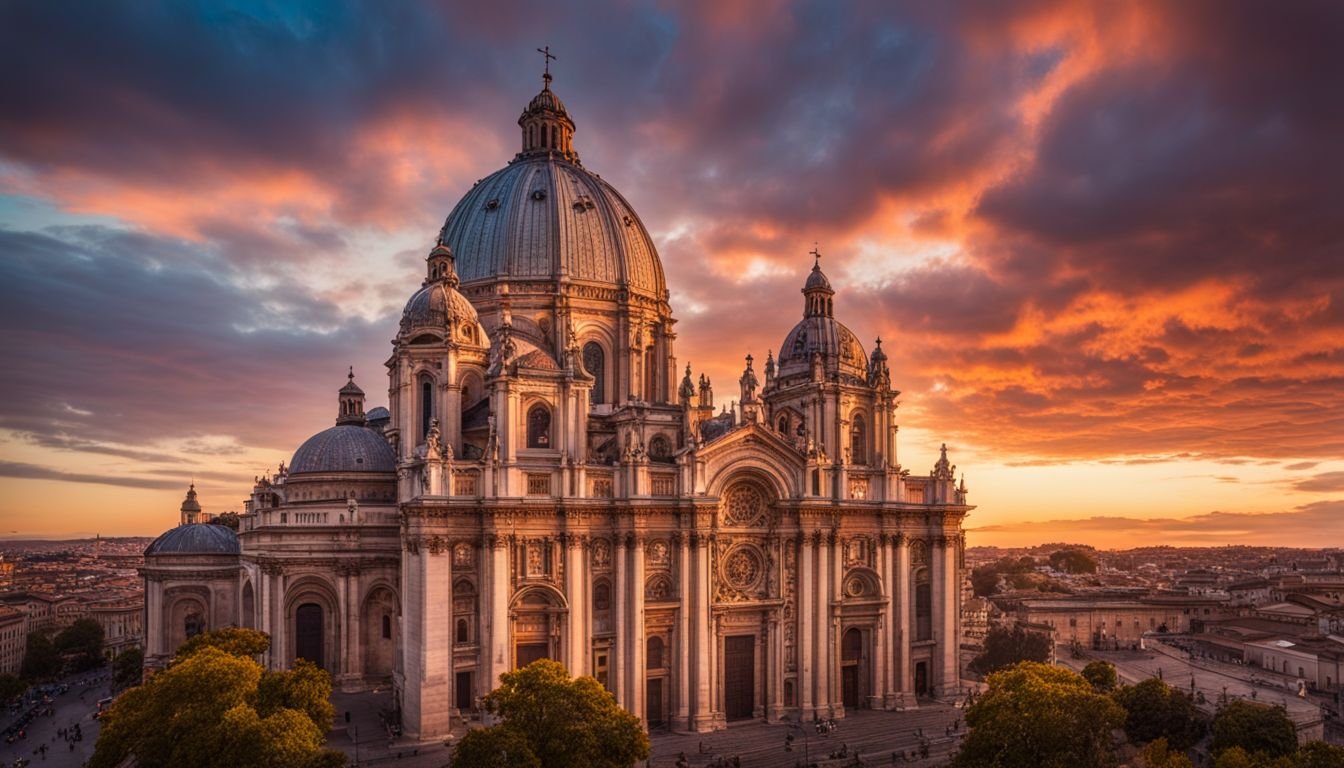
[842,628,865,710]
[511,587,564,669]
[296,603,324,669]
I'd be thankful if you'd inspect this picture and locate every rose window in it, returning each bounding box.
[724,548,763,590]
[723,484,766,526]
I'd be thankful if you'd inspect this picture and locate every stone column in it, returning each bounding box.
[938,537,960,698]
[828,532,842,715]
[874,535,890,709]
[895,536,914,708]
[271,566,286,670]
[799,532,815,718]
[485,537,510,694]
[768,611,784,720]
[630,536,647,723]
[692,533,713,731]
[815,532,831,715]
[564,536,583,674]
[674,533,691,731]
[613,534,628,708]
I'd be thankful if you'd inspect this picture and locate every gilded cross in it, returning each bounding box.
[537,46,556,77]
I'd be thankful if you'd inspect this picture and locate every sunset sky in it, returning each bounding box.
[1,1,1341,548]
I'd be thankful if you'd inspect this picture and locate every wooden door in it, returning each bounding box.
[646,678,664,728]
[295,603,324,669]
[724,635,755,721]
[516,642,549,669]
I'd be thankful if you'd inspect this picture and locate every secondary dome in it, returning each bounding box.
[435,78,666,300]
[145,524,239,556]
[402,244,480,333]
[289,425,396,475]
[776,254,869,384]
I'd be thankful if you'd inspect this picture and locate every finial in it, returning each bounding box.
[537,46,556,87]
[348,365,354,381]
[745,353,753,366]
[810,243,821,268]
[875,336,883,349]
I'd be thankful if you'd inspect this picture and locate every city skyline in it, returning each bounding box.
[2,2,1341,547]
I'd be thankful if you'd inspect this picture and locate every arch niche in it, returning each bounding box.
[240,580,256,629]
[362,585,399,679]
[510,585,567,669]
[286,579,339,672]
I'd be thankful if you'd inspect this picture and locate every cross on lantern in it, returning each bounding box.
[537,46,556,80]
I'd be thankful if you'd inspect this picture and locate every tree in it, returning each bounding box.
[1048,549,1098,574]
[1142,738,1194,768]
[953,662,1125,768]
[971,566,1001,597]
[1291,742,1344,768]
[56,617,105,670]
[1212,747,1263,768]
[1082,660,1118,693]
[969,624,1052,676]
[452,727,541,768]
[1211,700,1298,761]
[177,626,270,660]
[1112,678,1207,750]
[112,647,144,690]
[211,511,240,531]
[454,659,649,768]
[0,673,26,704]
[20,631,61,680]
[90,642,343,768]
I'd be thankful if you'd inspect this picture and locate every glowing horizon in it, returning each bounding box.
[1,2,1341,549]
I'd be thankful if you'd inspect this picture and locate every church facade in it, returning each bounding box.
[142,72,972,739]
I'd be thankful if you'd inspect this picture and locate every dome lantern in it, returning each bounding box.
[803,247,835,318]
[336,368,366,426]
[518,48,578,162]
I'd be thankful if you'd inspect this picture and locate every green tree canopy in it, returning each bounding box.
[452,726,541,768]
[1291,742,1344,768]
[1048,549,1098,574]
[177,626,271,660]
[953,661,1125,768]
[90,642,342,768]
[1112,678,1208,750]
[0,673,26,703]
[56,618,106,670]
[453,659,649,768]
[1211,700,1298,760]
[211,511,241,531]
[969,624,1052,676]
[1082,660,1118,693]
[21,631,61,680]
[112,647,144,690]
[1142,738,1195,768]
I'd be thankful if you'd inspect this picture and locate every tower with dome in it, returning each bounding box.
[143,67,972,738]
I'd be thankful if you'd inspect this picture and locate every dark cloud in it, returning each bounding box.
[1292,471,1344,493]
[0,226,391,462]
[0,460,182,491]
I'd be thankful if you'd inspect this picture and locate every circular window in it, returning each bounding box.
[723,547,763,591]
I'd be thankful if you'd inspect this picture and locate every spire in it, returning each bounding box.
[337,369,366,426]
[802,245,834,318]
[519,49,578,161]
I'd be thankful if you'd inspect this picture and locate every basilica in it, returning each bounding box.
[142,70,972,739]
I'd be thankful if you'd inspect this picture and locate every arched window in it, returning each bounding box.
[382,614,391,640]
[420,377,433,441]
[457,618,469,644]
[778,416,788,433]
[593,583,610,612]
[527,404,551,448]
[647,636,664,670]
[850,414,866,464]
[583,342,605,404]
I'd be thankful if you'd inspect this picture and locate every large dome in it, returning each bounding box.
[145,524,239,556]
[289,425,396,475]
[436,80,666,300]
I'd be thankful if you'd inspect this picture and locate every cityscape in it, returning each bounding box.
[2,2,1341,768]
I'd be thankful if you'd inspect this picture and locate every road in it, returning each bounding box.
[0,671,110,768]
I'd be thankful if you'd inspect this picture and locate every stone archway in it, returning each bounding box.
[362,585,398,679]
[295,603,324,669]
[511,586,566,669]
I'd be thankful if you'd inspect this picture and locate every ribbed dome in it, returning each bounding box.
[805,263,833,291]
[145,524,239,556]
[777,316,870,383]
[289,425,396,474]
[401,281,480,331]
[437,156,665,299]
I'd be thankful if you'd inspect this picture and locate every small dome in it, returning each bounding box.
[515,348,560,371]
[365,406,390,422]
[179,484,201,514]
[526,86,569,117]
[401,281,480,331]
[776,316,870,383]
[145,524,239,556]
[804,262,833,292]
[289,425,396,475]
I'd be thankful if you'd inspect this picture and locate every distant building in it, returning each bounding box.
[0,606,25,675]
[1004,593,1232,650]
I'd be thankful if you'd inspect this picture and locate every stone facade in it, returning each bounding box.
[143,72,973,738]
